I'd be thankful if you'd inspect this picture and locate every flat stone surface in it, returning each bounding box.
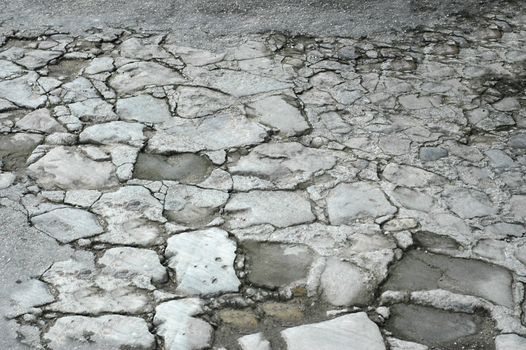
[321,257,372,306]
[27,146,118,190]
[327,182,396,224]
[154,298,213,350]
[385,304,495,349]
[15,109,65,133]
[165,228,240,295]
[244,241,314,288]
[44,315,155,350]
[91,186,165,246]
[147,113,267,153]
[110,62,185,94]
[79,121,145,146]
[495,334,526,350]
[246,95,309,136]
[116,95,172,123]
[134,152,213,182]
[225,190,315,228]
[382,250,514,308]
[229,142,337,189]
[281,312,386,350]
[238,333,271,350]
[31,207,103,243]
[163,184,229,227]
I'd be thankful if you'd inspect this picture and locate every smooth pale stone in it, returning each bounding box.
[163,184,229,227]
[79,121,145,147]
[44,315,155,350]
[165,228,240,296]
[27,146,118,190]
[246,95,309,136]
[382,163,443,187]
[15,109,65,133]
[444,187,497,219]
[229,142,337,189]
[321,257,372,306]
[99,247,167,285]
[154,298,213,350]
[0,73,47,109]
[116,95,172,123]
[31,207,103,243]
[495,334,526,350]
[174,85,233,118]
[68,98,117,122]
[280,312,385,350]
[91,186,165,246]
[42,254,151,314]
[110,61,185,94]
[6,279,54,318]
[225,190,315,229]
[238,333,271,350]
[147,113,267,153]
[327,182,396,224]
[64,190,101,208]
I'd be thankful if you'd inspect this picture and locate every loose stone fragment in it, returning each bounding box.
[280,312,385,350]
[110,61,185,94]
[174,86,233,118]
[42,255,151,314]
[99,247,167,286]
[0,73,47,108]
[147,113,267,153]
[382,250,514,307]
[44,315,155,350]
[225,190,315,228]
[154,298,213,350]
[6,279,54,318]
[31,207,103,243]
[15,109,65,133]
[165,228,240,295]
[444,188,497,219]
[246,95,309,136]
[495,334,526,350]
[244,241,314,288]
[383,163,442,187]
[419,147,448,162]
[229,142,337,189]
[116,95,172,123]
[68,98,117,122]
[91,186,165,246]
[79,121,145,146]
[163,184,229,227]
[238,333,271,350]
[27,146,118,190]
[321,257,372,306]
[327,182,396,224]
[64,189,101,207]
[385,304,495,349]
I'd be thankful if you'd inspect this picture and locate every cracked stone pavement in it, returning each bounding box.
[1,1,526,350]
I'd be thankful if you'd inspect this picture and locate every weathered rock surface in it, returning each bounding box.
[225,190,315,228]
[165,228,240,295]
[281,312,386,350]
[27,146,118,189]
[44,315,155,350]
[154,298,213,350]
[31,207,103,243]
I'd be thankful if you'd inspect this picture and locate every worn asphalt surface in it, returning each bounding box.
[1,0,502,47]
